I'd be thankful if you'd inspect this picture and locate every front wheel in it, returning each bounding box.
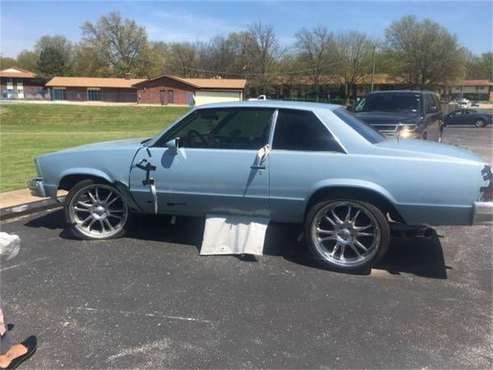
[305,199,390,272]
[474,119,486,128]
[65,180,129,240]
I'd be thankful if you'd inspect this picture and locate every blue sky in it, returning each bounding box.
[1,0,491,58]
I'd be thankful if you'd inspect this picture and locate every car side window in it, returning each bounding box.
[272,109,344,152]
[156,108,274,150]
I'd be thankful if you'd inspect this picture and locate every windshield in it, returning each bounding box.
[355,93,421,114]
[333,108,384,144]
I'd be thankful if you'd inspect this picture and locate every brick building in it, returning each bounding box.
[133,75,246,106]
[0,67,48,100]
[45,76,146,102]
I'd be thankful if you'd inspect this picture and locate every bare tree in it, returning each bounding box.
[165,42,201,77]
[295,26,336,100]
[81,11,150,77]
[245,22,281,94]
[385,16,466,88]
[334,31,374,104]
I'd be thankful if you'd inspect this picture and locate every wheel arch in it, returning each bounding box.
[305,181,406,223]
[58,169,141,211]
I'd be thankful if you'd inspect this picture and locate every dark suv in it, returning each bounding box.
[353,90,443,141]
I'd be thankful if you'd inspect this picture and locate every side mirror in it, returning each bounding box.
[166,137,180,151]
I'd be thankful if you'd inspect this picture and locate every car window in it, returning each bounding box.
[333,108,385,144]
[272,109,344,152]
[354,93,420,114]
[157,108,274,150]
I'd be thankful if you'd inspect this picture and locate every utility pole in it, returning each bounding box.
[370,44,376,92]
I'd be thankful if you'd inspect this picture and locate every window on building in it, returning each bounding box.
[157,108,274,150]
[52,88,66,100]
[273,109,344,152]
[87,88,102,101]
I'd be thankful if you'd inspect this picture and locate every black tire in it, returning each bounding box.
[474,119,486,128]
[304,198,391,273]
[64,179,129,240]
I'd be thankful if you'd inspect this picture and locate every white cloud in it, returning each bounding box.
[143,9,243,43]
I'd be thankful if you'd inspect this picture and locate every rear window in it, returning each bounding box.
[333,108,385,144]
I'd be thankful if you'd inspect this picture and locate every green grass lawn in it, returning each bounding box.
[0,103,189,192]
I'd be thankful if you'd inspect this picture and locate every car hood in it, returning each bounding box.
[56,137,146,153]
[355,111,419,127]
[375,139,484,163]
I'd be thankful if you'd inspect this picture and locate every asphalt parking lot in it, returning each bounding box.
[1,127,492,369]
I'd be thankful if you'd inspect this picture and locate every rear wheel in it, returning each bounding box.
[474,119,486,128]
[305,199,390,272]
[65,180,129,240]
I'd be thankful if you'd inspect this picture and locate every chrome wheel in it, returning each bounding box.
[311,201,381,268]
[69,184,128,239]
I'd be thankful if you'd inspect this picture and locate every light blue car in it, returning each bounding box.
[29,101,493,272]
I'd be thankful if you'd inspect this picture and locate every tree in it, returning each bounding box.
[295,26,336,100]
[37,47,66,77]
[34,35,73,76]
[0,56,17,69]
[165,42,200,77]
[245,22,281,94]
[16,50,39,72]
[335,31,374,103]
[81,11,150,77]
[466,52,493,80]
[385,16,466,88]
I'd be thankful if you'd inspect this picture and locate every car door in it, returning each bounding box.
[268,109,346,223]
[129,107,275,217]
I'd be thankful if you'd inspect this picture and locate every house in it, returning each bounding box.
[133,75,247,106]
[438,80,493,102]
[0,67,48,100]
[45,76,146,102]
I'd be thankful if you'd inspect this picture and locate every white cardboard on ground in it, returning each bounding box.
[200,214,269,256]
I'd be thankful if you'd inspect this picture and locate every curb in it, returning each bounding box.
[0,197,65,221]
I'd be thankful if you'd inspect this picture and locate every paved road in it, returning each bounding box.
[1,128,492,369]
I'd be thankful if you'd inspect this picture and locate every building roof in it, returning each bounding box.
[0,67,36,78]
[45,76,146,89]
[133,75,247,90]
[461,80,493,87]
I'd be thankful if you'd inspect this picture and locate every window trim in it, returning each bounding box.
[153,107,277,151]
[270,108,347,154]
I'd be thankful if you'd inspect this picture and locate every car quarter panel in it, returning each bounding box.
[269,150,484,225]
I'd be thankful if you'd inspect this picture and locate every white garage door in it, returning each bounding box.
[194,90,242,106]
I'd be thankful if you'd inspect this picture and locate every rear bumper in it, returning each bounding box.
[27,177,47,198]
[472,201,493,225]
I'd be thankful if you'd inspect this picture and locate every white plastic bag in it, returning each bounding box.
[0,232,20,261]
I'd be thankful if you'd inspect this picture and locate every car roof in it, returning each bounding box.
[195,99,343,111]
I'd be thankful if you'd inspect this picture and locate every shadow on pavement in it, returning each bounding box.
[25,209,448,279]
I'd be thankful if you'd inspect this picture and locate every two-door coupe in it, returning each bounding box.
[29,101,493,272]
